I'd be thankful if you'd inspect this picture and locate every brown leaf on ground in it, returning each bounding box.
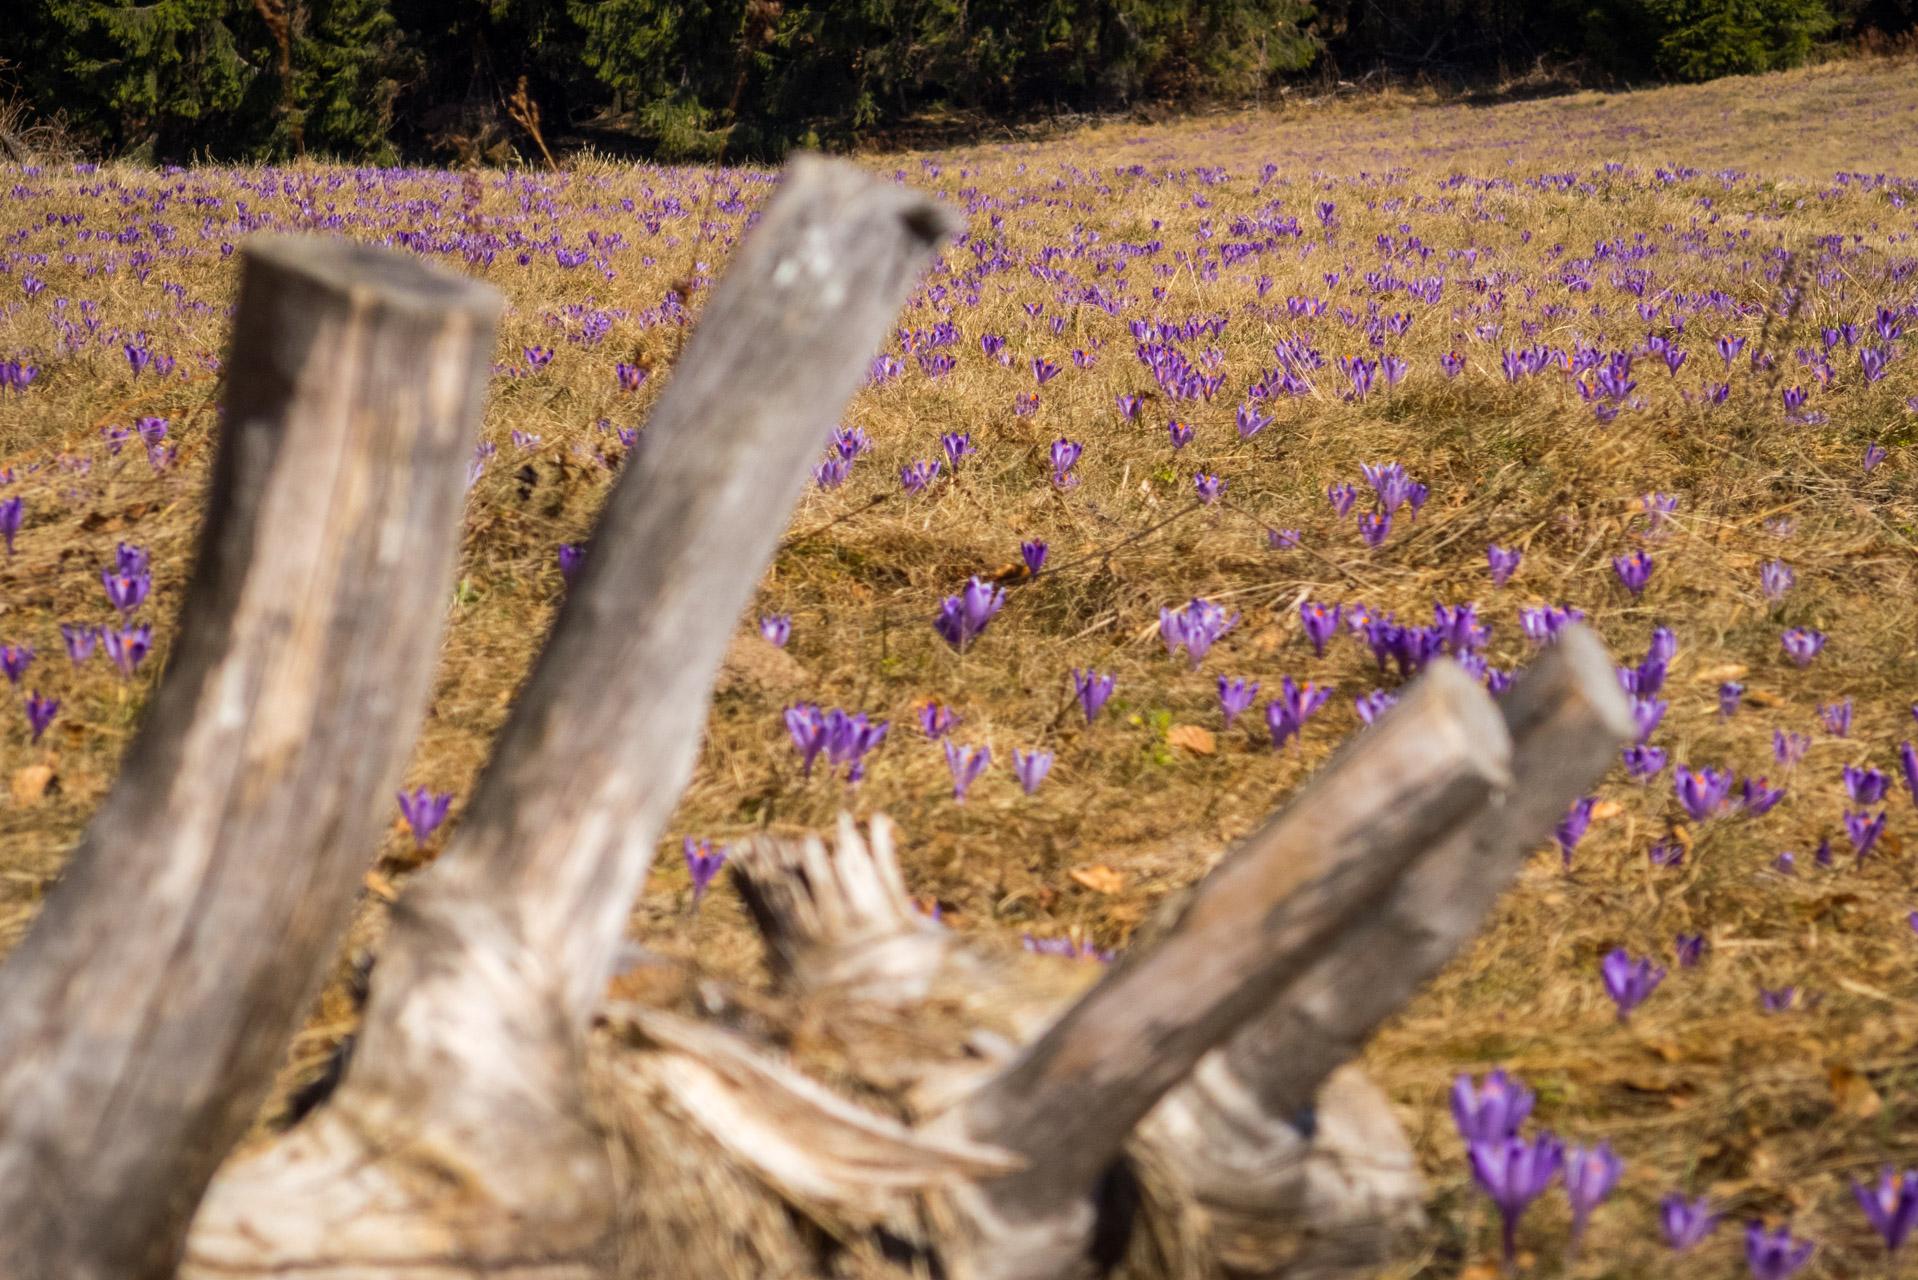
[10,766,54,805]
[1069,865,1125,895]
[1166,724,1215,755]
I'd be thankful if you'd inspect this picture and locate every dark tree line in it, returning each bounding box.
[0,0,1909,164]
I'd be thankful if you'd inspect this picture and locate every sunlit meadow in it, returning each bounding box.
[5,54,1918,1278]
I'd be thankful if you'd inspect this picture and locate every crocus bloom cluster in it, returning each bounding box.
[785,704,889,781]
[1266,675,1333,748]
[1160,598,1237,668]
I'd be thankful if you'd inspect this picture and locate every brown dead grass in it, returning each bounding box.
[3,52,1918,1277]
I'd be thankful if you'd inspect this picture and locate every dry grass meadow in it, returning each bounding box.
[4,53,1918,1276]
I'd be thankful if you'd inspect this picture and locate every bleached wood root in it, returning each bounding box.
[184,156,959,1280]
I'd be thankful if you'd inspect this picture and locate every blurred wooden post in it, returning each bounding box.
[1145,626,1636,1276]
[184,156,962,1278]
[0,239,497,1280]
[948,661,1514,1280]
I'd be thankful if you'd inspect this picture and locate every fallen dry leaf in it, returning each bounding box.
[10,765,54,805]
[1694,662,1750,684]
[1069,865,1126,895]
[362,870,399,902]
[1744,688,1785,708]
[1166,724,1215,755]
[1829,1063,1884,1119]
[1590,799,1623,821]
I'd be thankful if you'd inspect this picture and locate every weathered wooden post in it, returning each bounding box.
[0,239,499,1280]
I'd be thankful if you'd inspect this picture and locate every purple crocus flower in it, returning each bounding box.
[1760,559,1795,603]
[1115,392,1142,420]
[1354,688,1397,725]
[1072,669,1116,724]
[1774,731,1810,768]
[1719,682,1744,717]
[785,703,830,776]
[1648,840,1684,867]
[1265,675,1333,749]
[1564,1141,1624,1246]
[1780,628,1826,666]
[759,614,791,647]
[1820,698,1852,737]
[900,460,942,494]
[943,740,991,803]
[24,691,58,743]
[1556,797,1597,865]
[1674,765,1733,822]
[0,496,21,554]
[102,623,152,677]
[1845,809,1887,857]
[61,623,98,666]
[1021,540,1048,575]
[1031,355,1061,384]
[1048,438,1083,486]
[1452,1069,1535,1145]
[1357,512,1392,547]
[0,644,33,685]
[1854,1166,1918,1253]
[1235,403,1274,438]
[1012,748,1053,795]
[1900,742,1918,806]
[934,577,1006,652]
[1745,1221,1814,1280]
[1844,764,1888,806]
[396,786,453,847]
[1167,419,1193,450]
[1624,744,1668,780]
[1217,676,1260,729]
[1760,987,1797,1013]
[1660,1193,1719,1252]
[1327,483,1358,517]
[1632,697,1667,743]
[1193,473,1224,505]
[1486,543,1522,587]
[942,432,976,469]
[1299,601,1343,656]
[101,565,151,616]
[1739,777,1786,816]
[1612,550,1653,595]
[919,701,959,739]
[1601,949,1665,1019]
[1266,528,1301,549]
[1470,1132,1564,1267]
[812,458,850,490]
[1675,933,1706,967]
[1864,443,1888,473]
[557,544,585,585]
[683,837,728,905]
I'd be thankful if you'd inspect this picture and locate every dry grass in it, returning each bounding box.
[3,52,1918,1276]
